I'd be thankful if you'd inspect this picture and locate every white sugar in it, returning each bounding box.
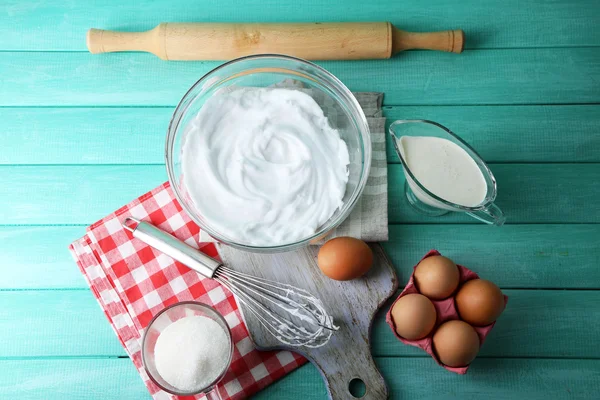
[154,315,230,392]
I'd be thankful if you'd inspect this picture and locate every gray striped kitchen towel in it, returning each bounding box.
[321,91,388,243]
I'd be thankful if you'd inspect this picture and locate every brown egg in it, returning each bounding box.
[390,293,437,340]
[433,320,480,367]
[455,279,505,326]
[414,256,460,300]
[317,237,373,281]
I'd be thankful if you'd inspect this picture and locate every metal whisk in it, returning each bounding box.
[123,218,338,348]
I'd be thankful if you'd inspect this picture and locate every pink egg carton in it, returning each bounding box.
[385,249,509,374]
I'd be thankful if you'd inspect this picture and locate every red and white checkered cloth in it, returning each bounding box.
[69,181,306,400]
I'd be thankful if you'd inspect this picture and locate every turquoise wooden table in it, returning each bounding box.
[1,1,600,398]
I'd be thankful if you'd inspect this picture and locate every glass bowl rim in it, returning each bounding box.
[141,301,234,396]
[166,54,372,252]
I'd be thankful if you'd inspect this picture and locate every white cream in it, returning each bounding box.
[399,136,487,207]
[181,88,349,246]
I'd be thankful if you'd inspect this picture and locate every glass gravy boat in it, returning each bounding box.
[390,120,506,226]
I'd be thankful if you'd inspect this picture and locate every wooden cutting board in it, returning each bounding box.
[218,244,398,400]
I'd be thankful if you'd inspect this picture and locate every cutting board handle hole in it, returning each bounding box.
[349,378,366,398]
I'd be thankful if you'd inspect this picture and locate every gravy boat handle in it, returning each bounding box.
[467,203,506,226]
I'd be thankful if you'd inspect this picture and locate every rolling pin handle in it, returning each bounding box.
[449,29,466,53]
[392,27,465,54]
[86,28,105,54]
[86,26,165,58]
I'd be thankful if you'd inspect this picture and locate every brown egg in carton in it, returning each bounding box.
[385,249,509,374]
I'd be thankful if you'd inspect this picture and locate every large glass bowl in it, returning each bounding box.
[166,54,371,252]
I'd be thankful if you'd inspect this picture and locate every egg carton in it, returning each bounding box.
[385,249,509,374]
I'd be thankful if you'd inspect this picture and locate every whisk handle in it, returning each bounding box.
[122,218,222,278]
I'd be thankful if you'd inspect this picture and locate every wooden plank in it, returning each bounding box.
[0,359,148,400]
[2,0,599,51]
[371,289,600,358]
[0,165,167,225]
[3,105,600,165]
[383,224,600,289]
[0,226,86,289]
[1,164,597,225]
[0,108,172,165]
[0,291,124,357]
[0,290,597,359]
[258,358,600,400]
[1,358,598,399]
[2,224,598,290]
[1,48,599,106]
[388,164,600,224]
[384,105,600,163]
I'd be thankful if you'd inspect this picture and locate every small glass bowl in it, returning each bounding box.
[141,302,233,397]
[166,54,371,253]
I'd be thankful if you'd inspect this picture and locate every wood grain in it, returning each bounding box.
[0,358,598,399]
[2,225,599,290]
[218,244,397,400]
[257,358,600,400]
[1,164,597,225]
[0,359,148,399]
[0,107,173,165]
[3,0,600,50]
[371,289,600,357]
[88,23,395,60]
[1,290,598,359]
[88,23,463,59]
[1,1,599,398]
[0,291,124,357]
[388,164,600,224]
[3,105,599,165]
[0,225,86,289]
[393,28,464,54]
[383,225,600,289]
[385,105,600,163]
[1,48,599,106]
[0,165,167,225]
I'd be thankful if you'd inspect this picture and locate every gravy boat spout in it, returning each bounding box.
[389,120,506,226]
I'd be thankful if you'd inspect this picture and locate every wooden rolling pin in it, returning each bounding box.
[87,22,464,60]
